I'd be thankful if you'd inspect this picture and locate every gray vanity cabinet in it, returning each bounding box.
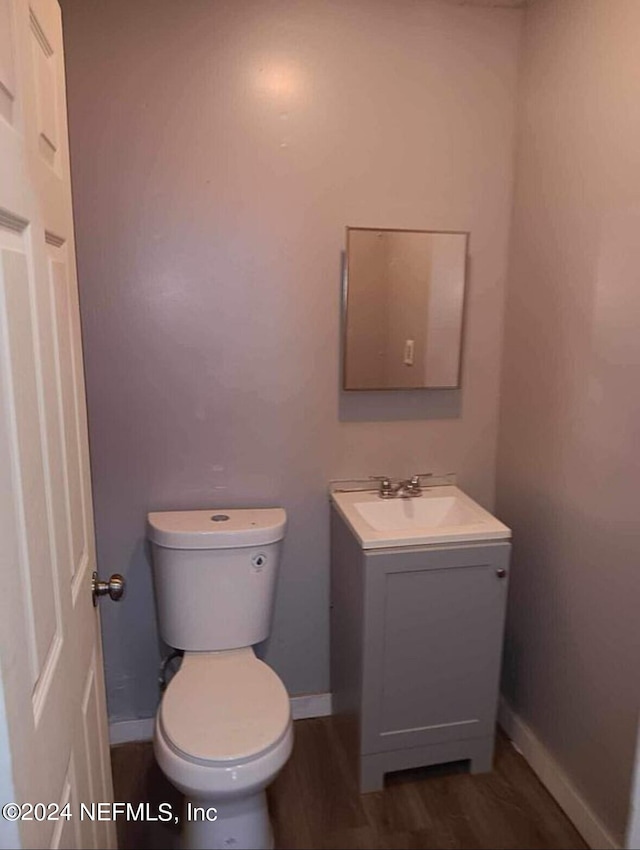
[330,505,510,792]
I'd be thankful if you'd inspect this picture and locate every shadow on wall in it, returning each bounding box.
[101,538,164,721]
[339,388,461,422]
[337,252,463,422]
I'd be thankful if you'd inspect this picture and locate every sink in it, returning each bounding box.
[331,485,511,549]
[353,494,482,531]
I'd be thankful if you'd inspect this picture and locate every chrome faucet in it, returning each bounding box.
[371,475,430,499]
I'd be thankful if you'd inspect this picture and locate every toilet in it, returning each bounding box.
[147,508,293,850]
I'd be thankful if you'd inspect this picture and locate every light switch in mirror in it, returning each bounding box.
[343,228,468,390]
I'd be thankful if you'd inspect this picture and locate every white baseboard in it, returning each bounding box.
[109,717,155,746]
[109,692,333,746]
[290,692,333,720]
[499,696,620,850]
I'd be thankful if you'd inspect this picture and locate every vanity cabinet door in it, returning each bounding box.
[360,543,510,755]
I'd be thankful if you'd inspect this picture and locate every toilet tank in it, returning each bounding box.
[147,508,287,651]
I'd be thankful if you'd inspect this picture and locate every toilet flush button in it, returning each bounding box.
[251,553,267,571]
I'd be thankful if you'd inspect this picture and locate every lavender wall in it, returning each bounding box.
[497,0,640,841]
[61,0,522,722]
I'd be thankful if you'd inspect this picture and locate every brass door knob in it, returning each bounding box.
[92,571,125,606]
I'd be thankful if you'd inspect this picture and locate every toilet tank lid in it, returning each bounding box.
[147,508,287,549]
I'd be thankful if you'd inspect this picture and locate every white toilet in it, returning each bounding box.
[147,507,293,850]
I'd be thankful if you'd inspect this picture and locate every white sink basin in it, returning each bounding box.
[331,485,510,549]
[353,494,482,531]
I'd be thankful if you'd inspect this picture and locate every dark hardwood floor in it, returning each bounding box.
[111,718,587,850]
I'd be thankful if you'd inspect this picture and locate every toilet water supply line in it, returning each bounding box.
[159,649,184,692]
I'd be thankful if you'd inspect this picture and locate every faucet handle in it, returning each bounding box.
[370,476,394,498]
[410,473,433,484]
[405,473,433,496]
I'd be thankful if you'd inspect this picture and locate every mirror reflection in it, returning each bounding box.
[343,228,468,390]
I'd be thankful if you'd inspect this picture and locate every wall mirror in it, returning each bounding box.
[343,227,468,390]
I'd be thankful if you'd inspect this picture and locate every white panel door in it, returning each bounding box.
[0,1,116,848]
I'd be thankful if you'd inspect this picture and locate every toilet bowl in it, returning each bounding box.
[147,508,292,850]
[154,650,293,849]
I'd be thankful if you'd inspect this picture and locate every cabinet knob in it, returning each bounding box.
[496,568,507,579]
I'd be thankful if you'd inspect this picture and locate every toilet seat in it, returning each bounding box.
[159,648,291,767]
